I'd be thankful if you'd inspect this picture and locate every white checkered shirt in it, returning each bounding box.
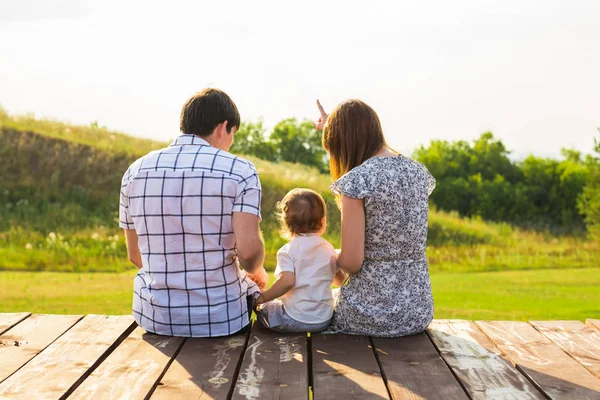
[119,134,262,337]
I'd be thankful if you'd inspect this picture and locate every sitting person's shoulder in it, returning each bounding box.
[228,152,256,170]
[229,155,259,183]
[194,149,258,181]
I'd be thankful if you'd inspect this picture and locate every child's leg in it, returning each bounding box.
[255,299,286,330]
[256,300,332,333]
[280,317,331,333]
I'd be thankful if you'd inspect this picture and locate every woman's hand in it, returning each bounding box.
[313,99,328,130]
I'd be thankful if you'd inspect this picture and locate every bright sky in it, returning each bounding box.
[1,0,598,159]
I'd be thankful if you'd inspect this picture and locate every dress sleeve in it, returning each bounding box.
[330,168,372,200]
[424,166,436,196]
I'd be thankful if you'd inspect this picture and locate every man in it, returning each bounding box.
[119,88,268,337]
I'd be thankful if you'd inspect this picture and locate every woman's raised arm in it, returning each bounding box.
[313,99,329,130]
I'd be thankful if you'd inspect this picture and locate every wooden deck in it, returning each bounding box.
[1,314,599,399]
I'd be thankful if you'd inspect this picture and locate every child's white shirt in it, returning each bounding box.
[275,234,338,324]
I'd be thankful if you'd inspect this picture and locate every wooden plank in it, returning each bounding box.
[477,321,600,399]
[232,322,308,400]
[587,319,600,332]
[312,334,388,400]
[371,333,467,399]
[0,314,83,383]
[69,326,185,400]
[427,320,544,399]
[0,313,30,335]
[152,330,249,399]
[532,321,600,378]
[0,314,135,399]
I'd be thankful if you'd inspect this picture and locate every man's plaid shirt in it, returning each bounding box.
[119,134,261,337]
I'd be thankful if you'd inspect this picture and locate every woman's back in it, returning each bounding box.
[330,155,436,337]
[353,156,434,261]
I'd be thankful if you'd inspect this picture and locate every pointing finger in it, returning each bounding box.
[316,99,327,118]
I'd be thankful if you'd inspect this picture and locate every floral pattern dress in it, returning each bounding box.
[329,156,436,337]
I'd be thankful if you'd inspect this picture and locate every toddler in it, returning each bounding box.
[255,188,345,332]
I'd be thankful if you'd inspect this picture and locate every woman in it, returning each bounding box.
[315,99,436,337]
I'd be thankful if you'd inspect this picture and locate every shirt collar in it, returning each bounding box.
[296,233,318,237]
[169,134,211,147]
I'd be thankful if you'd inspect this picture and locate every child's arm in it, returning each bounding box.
[256,272,295,304]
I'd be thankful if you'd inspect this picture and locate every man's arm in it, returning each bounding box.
[124,229,143,269]
[232,212,268,288]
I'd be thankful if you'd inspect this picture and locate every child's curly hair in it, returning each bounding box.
[277,188,327,240]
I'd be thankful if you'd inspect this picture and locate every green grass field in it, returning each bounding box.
[1,268,598,321]
[1,110,599,321]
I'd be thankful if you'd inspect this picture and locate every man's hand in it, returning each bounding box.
[247,267,268,290]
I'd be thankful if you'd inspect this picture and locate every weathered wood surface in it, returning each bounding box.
[153,331,249,400]
[0,314,135,399]
[0,314,82,383]
[232,322,308,400]
[371,333,468,399]
[532,320,600,378]
[2,315,600,399]
[312,333,389,399]
[588,319,600,332]
[427,320,544,399]
[0,313,30,335]
[477,320,600,399]
[69,326,185,400]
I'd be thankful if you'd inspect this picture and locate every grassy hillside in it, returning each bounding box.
[0,110,598,273]
[0,107,163,156]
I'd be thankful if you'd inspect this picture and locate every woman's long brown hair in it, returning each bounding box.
[322,99,390,181]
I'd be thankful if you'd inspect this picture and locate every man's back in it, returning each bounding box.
[119,134,261,337]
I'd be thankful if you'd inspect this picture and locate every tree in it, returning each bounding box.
[269,118,328,172]
[578,131,600,239]
[413,132,589,232]
[470,132,522,183]
[229,121,276,161]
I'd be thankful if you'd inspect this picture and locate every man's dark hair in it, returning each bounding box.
[180,88,241,137]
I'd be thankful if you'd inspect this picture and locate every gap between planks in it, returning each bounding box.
[0,313,31,336]
[0,315,136,399]
[530,320,600,379]
[476,320,600,399]
[428,320,546,400]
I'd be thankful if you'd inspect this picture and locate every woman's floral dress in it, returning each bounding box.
[329,156,436,337]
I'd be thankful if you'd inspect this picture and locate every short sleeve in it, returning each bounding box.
[232,162,262,219]
[330,168,371,200]
[330,247,340,274]
[420,164,436,196]
[274,247,295,278]
[119,171,135,229]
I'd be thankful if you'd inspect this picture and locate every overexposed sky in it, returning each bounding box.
[1,0,599,158]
